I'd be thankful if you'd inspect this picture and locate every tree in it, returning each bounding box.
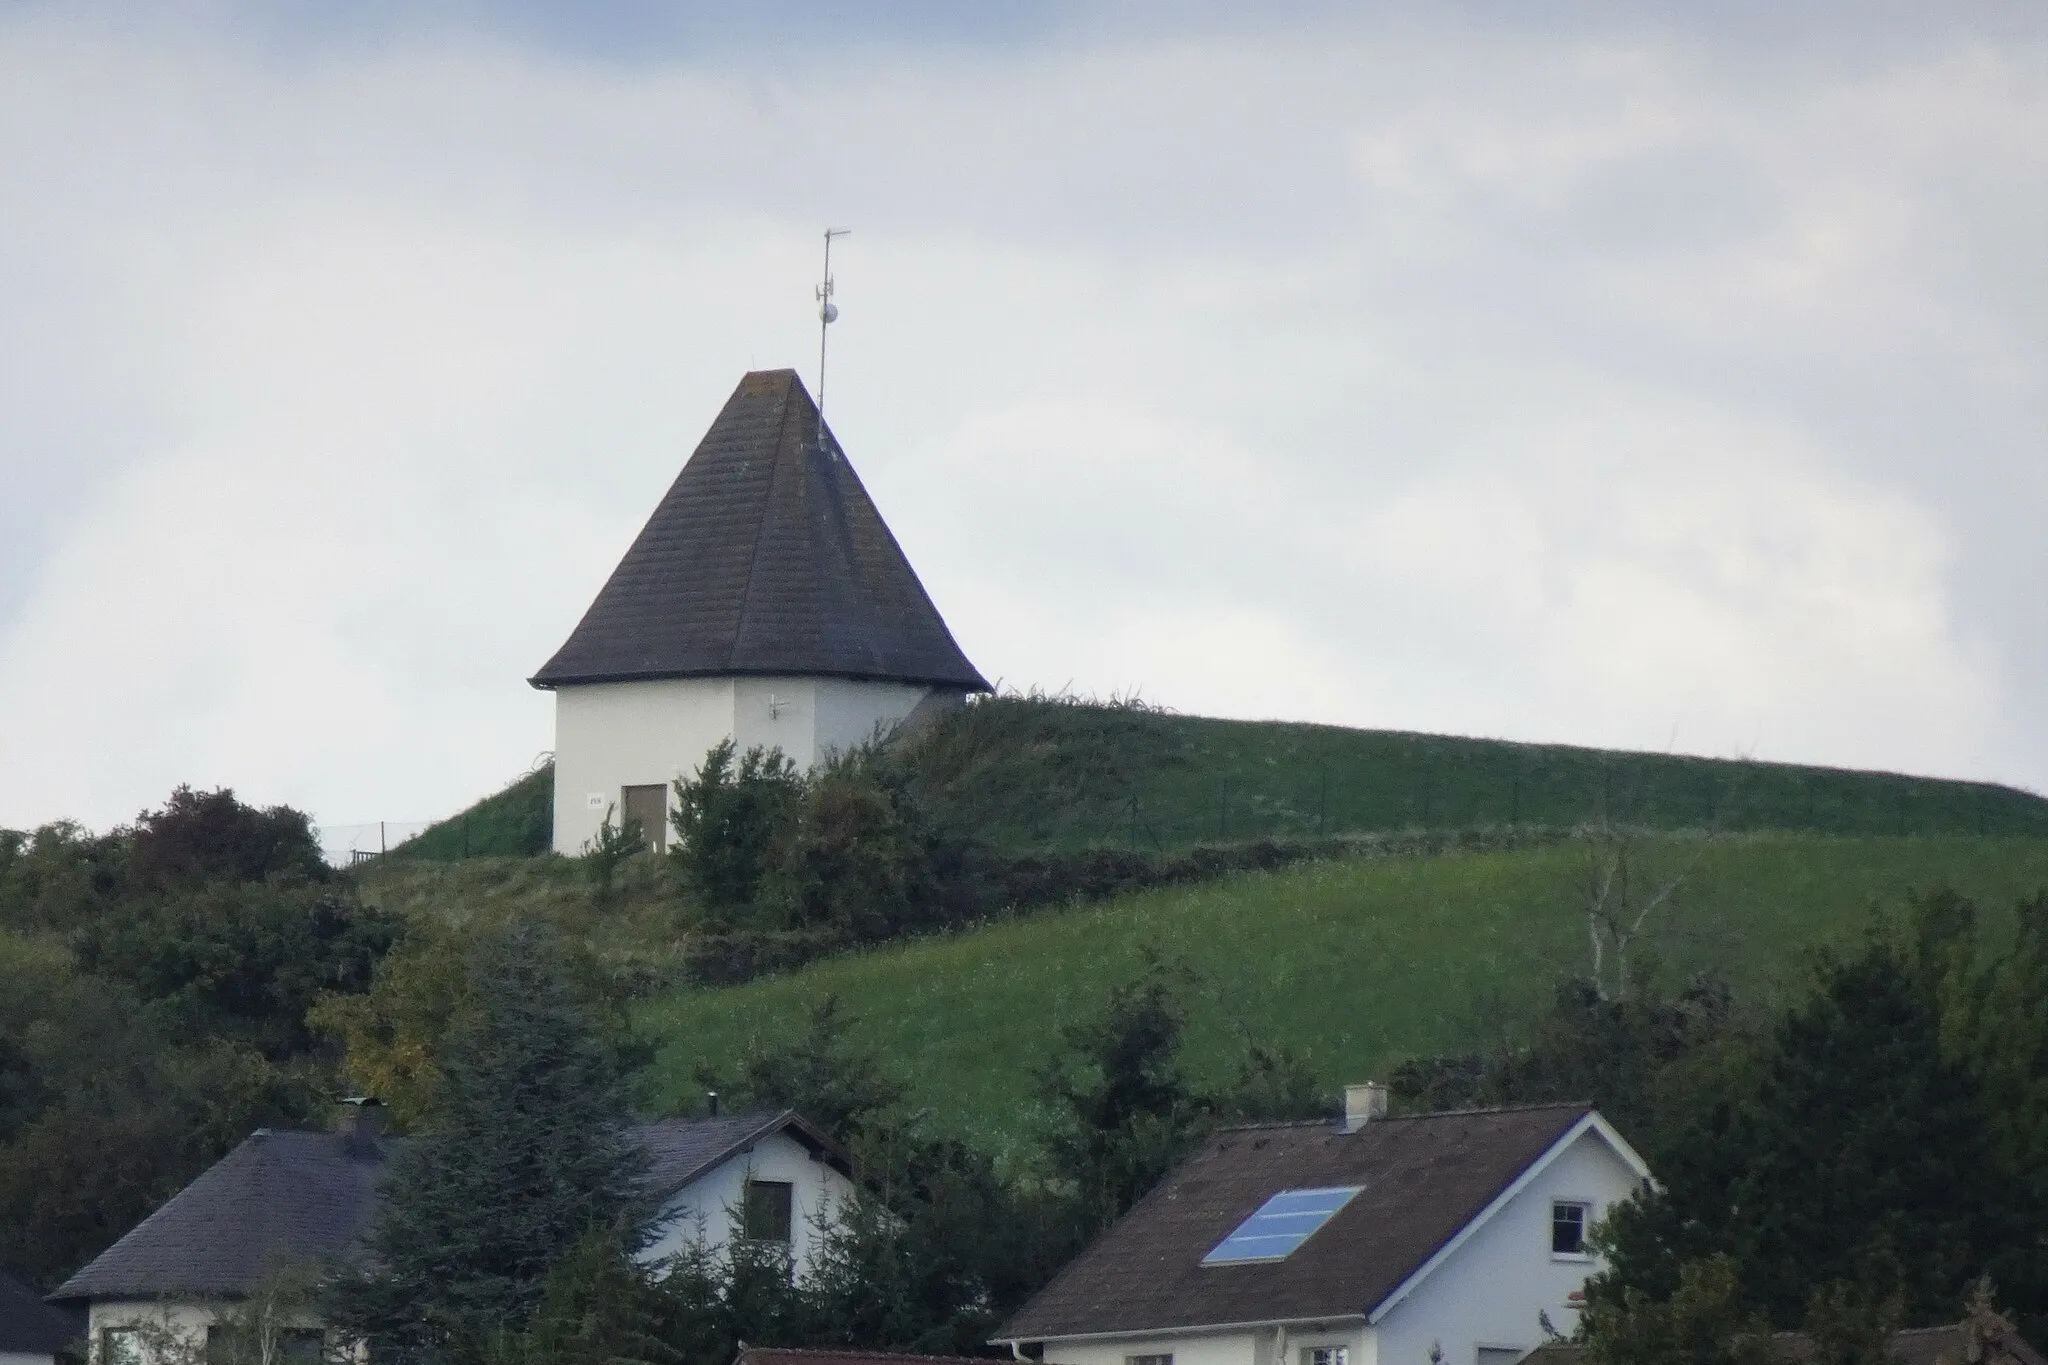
[694,994,904,1141]
[1579,1254,1776,1365]
[1723,927,2001,1325]
[670,741,803,926]
[325,923,648,1365]
[75,880,398,1058]
[126,786,327,890]
[1039,955,1205,1233]
[767,765,936,941]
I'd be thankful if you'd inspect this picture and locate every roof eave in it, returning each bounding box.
[529,667,991,693]
[992,1310,1370,1349]
[649,1110,858,1203]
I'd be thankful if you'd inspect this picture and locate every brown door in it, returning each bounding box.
[621,784,667,853]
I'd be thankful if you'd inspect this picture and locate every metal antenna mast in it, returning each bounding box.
[816,227,850,449]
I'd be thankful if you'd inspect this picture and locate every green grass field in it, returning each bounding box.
[393,701,2048,862]
[637,832,2048,1158]
[901,700,2048,849]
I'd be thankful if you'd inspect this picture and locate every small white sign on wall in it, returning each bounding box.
[586,792,608,810]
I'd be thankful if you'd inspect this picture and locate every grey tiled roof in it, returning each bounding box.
[997,1103,1598,1342]
[48,1129,386,1305]
[638,1109,852,1193]
[0,1270,82,1354]
[50,1111,846,1305]
[531,369,988,692]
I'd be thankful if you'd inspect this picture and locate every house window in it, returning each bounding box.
[102,1329,144,1365]
[743,1178,794,1243]
[1126,1355,1174,1365]
[1551,1200,1590,1256]
[1303,1348,1349,1365]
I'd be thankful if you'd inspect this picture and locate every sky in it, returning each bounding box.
[1,2,2044,839]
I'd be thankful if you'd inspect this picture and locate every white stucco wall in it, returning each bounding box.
[1371,1126,1644,1365]
[551,675,936,854]
[3,1350,59,1365]
[638,1130,858,1283]
[86,1301,220,1365]
[550,677,736,855]
[1048,1330,1273,1365]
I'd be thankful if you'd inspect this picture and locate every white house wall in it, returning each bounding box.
[1047,1330,1269,1365]
[811,678,932,762]
[550,678,736,854]
[1043,1321,1372,1365]
[85,1301,222,1365]
[638,1130,856,1282]
[1372,1128,1644,1365]
[3,1351,59,1365]
[552,675,936,854]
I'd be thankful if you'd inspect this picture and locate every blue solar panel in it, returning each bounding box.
[1202,1185,1362,1265]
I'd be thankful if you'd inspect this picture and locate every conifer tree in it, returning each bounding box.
[1723,927,1998,1325]
[325,922,647,1365]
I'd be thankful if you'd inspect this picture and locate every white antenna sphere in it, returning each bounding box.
[820,302,839,324]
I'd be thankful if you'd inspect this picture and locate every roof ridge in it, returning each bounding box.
[1214,1099,1592,1134]
[729,371,799,662]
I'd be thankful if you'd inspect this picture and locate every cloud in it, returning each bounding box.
[0,7,2043,832]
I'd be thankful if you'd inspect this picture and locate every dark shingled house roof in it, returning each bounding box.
[51,1110,847,1305]
[531,368,988,692]
[0,1270,82,1356]
[998,1103,1619,1343]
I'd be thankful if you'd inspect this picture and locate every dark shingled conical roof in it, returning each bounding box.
[531,369,988,691]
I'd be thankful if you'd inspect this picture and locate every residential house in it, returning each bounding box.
[995,1087,1650,1365]
[49,1103,856,1363]
[0,1271,81,1365]
[530,367,991,856]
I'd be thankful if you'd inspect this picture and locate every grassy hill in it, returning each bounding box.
[391,699,2048,861]
[635,831,2048,1159]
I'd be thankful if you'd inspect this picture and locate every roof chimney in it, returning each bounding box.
[337,1096,385,1157]
[1342,1082,1387,1133]
[706,1090,721,1118]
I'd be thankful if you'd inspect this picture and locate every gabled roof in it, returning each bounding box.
[48,1129,386,1305]
[51,1111,848,1305]
[639,1109,854,1196]
[997,1103,1627,1343]
[531,369,988,693]
[0,1269,82,1355]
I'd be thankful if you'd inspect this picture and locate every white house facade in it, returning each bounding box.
[531,368,989,857]
[996,1089,1652,1365]
[51,1106,859,1365]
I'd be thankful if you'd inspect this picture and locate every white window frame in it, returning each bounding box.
[1127,1355,1174,1365]
[1550,1197,1593,1260]
[1301,1346,1350,1365]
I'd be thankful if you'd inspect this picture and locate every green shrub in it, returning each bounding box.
[669,740,802,925]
